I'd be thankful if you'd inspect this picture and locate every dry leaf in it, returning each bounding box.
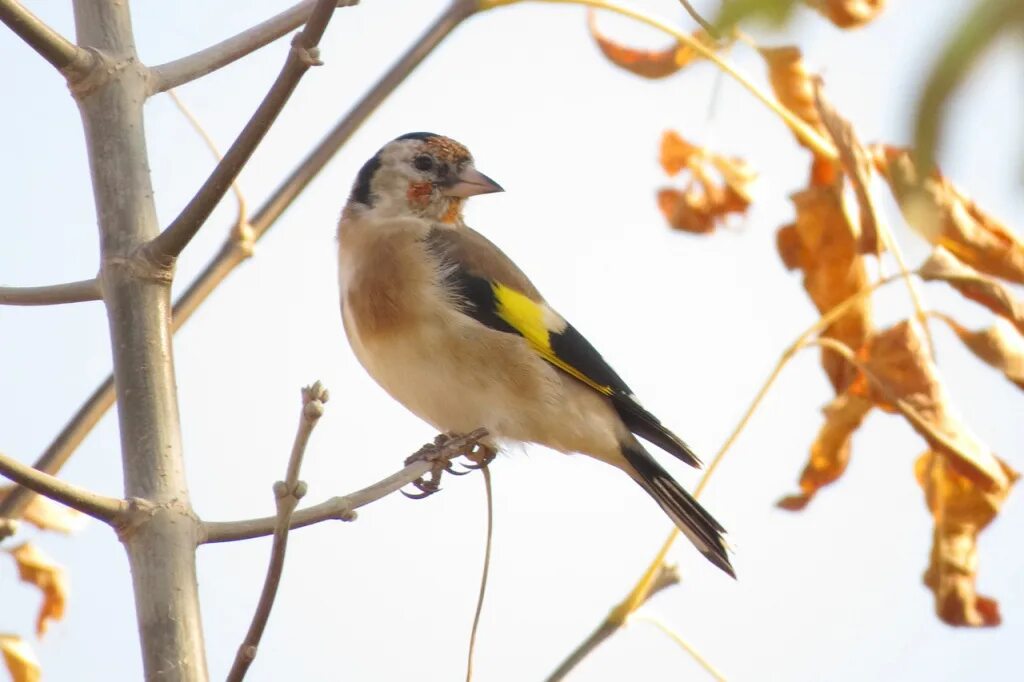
[759,46,832,169]
[0,636,40,682]
[813,83,881,254]
[919,247,1024,336]
[857,320,1010,491]
[9,542,68,637]
[805,0,886,28]
[587,9,716,79]
[658,131,755,234]
[875,146,1024,284]
[916,450,1018,626]
[0,486,85,534]
[778,390,873,510]
[936,316,1024,391]
[783,184,873,392]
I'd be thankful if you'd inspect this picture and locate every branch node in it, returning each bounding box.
[65,47,116,99]
[272,481,289,499]
[114,497,158,541]
[290,33,324,66]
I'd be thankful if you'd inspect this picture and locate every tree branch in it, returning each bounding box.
[0,0,479,540]
[149,1,357,94]
[0,449,125,524]
[226,382,328,682]
[0,278,101,306]
[145,0,345,262]
[202,429,489,544]
[0,0,92,76]
[545,563,681,682]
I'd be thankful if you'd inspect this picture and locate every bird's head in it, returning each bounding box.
[345,132,503,223]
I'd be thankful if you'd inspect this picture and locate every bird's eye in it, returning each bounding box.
[413,155,434,172]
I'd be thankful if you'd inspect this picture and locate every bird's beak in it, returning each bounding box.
[442,166,504,198]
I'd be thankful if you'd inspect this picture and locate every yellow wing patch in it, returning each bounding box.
[491,283,614,396]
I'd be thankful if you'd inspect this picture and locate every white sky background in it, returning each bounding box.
[1,0,1022,680]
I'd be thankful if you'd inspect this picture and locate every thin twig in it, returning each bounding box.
[0,0,92,76]
[167,89,249,230]
[0,449,125,524]
[630,614,727,681]
[545,564,680,682]
[482,0,837,160]
[547,271,916,679]
[147,0,343,262]
[465,464,494,682]
[0,278,101,306]
[0,0,477,540]
[150,1,357,93]
[677,0,718,38]
[202,429,489,544]
[226,382,328,682]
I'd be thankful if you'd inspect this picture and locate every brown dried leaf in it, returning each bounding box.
[658,131,755,234]
[784,185,873,391]
[0,636,40,682]
[937,316,1024,391]
[588,9,716,79]
[915,450,1019,626]
[919,247,1024,336]
[813,84,881,254]
[858,320,1010,491]
[778,390,873,510]
[9,542,68,637]
[805,0,886,28]
[875,146,1024,284]
[0,486,85,534]
[759,46,833,166]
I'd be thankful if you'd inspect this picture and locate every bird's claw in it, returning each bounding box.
[401,432,491,498]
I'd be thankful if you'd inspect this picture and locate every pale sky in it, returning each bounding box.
[1,1,1022,680]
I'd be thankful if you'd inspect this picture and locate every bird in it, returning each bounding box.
[337,132,733,577]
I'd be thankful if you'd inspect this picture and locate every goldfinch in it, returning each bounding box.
[337,132,733,576]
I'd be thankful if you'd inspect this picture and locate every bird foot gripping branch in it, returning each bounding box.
[401,430,493,499]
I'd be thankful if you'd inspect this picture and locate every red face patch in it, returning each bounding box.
[406,181,433,207]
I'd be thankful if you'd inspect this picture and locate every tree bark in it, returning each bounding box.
[72,1,207,680]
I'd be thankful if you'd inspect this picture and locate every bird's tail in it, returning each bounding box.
[621,442,735,578]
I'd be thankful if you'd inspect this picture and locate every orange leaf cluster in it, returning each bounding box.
[657,130,756,234]
[875,146,1024,284]
[587,9,717,79]
[805,0,886,28]
[777,185,873,392]
[0,636,40,682]
[9,542,68,637]
[916,450,1018,626]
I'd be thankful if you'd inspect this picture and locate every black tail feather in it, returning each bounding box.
[612,393,702,469]
[621,442,734,578]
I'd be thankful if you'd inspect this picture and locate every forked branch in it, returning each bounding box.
[150,1,358,93]
[226,382,328,682]
[0,0,479,539]
[146,0,345,262]
[202,429,489,544]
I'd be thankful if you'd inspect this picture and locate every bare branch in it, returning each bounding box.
[150,1,357,94]
[227,382,328,682]
[0,0,92,76]
[0,449,125,524]
[545,563,681,682]
[0,278,101,306]
[0,0,478,540]
[145,0,346,262]
[202,429,489,544]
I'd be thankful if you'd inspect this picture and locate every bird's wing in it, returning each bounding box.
[425,226,701,468]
